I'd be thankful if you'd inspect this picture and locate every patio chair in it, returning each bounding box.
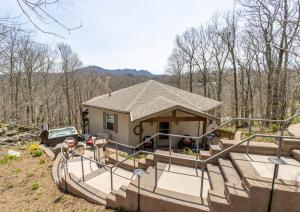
[142,136,154,151]
[178,135,196,149]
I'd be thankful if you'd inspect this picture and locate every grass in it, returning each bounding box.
[39,158,46,165]
[31,182,39,190]
[13,168,22,174]
[0,154,19,165]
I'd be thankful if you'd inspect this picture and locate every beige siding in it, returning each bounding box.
[88,107,130,145]
[89,107,214,147]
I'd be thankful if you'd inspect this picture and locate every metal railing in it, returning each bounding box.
[60,112,300,198]
[92,112,300,165]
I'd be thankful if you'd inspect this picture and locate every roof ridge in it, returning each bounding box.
[84,80,151,106]
[125,80,152,111]
[153,81,205,111]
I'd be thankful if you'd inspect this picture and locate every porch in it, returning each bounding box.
[134,108,215,150]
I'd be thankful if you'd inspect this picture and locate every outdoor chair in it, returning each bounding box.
[178,135,196,149]
[142,136,154,151]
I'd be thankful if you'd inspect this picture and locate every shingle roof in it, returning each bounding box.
[83,80,222,121]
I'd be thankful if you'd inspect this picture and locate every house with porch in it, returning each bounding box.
[83,80,222,147]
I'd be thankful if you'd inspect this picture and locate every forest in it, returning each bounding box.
[0,0,300,130]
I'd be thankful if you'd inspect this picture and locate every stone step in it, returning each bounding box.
[206,164,229,212]
[292,149,300,161]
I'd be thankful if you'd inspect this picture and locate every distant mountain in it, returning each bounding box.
[79,65,155,77]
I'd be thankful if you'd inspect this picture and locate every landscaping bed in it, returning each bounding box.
[0,143,111,211]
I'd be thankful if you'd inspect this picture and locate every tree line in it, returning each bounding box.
[166,0,300,121]
[0,27,103,129]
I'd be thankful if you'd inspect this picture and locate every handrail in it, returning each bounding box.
[94,112,300,154]
[60,112,300,196]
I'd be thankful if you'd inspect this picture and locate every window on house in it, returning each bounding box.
[106,113,114,131]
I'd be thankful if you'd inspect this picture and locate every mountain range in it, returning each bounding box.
[79,65,155,77]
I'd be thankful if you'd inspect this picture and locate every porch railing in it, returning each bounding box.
[60,112,300,200]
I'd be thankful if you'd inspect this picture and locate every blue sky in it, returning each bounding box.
[2,0,234,74]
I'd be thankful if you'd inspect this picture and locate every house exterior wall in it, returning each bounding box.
[88,107,217,147]
[88,107,130,145]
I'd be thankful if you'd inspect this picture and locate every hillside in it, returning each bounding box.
[79,65,155,77]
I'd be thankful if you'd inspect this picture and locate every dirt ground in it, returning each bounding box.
[0,145,112,212]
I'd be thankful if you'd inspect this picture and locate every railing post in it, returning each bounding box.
[93,147,96,161]
[248,117,252,136]
[200,163,205,198]
[133,148,136,167]
[98,147,100,162]
[169,135,172,166]
[116,143,118,162]
[155,159,158,188]
[63,160,68,193]
[110,167,113,191]
[81,156,85,182]
[277,122,285,158]
[246,118,252,156]
[196,138,200,160]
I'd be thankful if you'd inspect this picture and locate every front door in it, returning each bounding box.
[158,122,170,146]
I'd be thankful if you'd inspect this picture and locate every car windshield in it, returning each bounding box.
[48,127,77,139]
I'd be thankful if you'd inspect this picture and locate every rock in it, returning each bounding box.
[5,130,19,137]
[7,150,21,157]
[0,128,5,136]
[17,126,31,132]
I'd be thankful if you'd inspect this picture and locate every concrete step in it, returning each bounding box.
[124,163,209,212]
[218,158,250,211]
[153,149,198,168]
[229,152,300,212]
[206,164,229,212]
[106,153,139,171]
[209,145,222,155]
[61,173,107,205]
[200,150,211,160]
[292,149,300,161]
[278,138,300,155]
[220,139,279,156]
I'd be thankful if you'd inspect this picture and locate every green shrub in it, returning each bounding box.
[31,149,43,157]
[28,143,40,153]
[32,182,39,190]
[0,155,18,165]
[119,152,129,158]
[183,148,196,156]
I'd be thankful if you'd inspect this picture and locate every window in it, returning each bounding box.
[106,113,114,131]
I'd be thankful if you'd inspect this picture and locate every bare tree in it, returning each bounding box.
[175,28,199,92]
